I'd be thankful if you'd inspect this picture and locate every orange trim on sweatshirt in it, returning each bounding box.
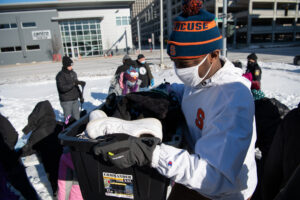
[168,35,222,46]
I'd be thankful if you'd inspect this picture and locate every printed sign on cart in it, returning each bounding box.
[103,172,134,199]
[32,30,51,40]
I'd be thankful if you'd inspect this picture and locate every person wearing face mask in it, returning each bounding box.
[93,1,257,199]
[135,54,154,89]
[246,53,262,86]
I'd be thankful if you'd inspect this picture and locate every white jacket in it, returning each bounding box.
[151,59,257,200]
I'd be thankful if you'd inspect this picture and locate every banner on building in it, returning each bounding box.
[32,30,52,40]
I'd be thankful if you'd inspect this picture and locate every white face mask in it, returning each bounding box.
[175,54,213,88]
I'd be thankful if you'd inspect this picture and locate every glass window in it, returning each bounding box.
[83,25,89,29]
[79,46,85,52]
[70,26,75,31]
[76,21,82,25]
[0,24,10,29]
[91,30,97,35]
[91,35,97,40]
[76,25,82,30]
[122,16,128,25]
[86,46,91,51]
[84,35,91,40]
[71,31,76,36]
[77,36,84,41]
[77,31,83,35]
[22,22,36,28]
[92,41,98,45]
[15,46,22,51]
[127,17,131,25]
[65,31,70,36]
[11,23,17,28]
[26,45,40,50]
[1,47,14,52]
[116,17,121,26]
[64,26,69,31]
[90,24,96,29]
[84,30,90,35]
[78,42,84,46]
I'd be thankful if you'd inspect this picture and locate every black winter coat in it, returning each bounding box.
[56,67,81,102]
[114,59,137,75]
[246,62,262,81]
[262,103,300,200]
[136,61,154,88]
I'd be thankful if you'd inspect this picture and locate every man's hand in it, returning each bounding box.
[75,80,86,87]
[79,81,86,87]
[93,134,160,169]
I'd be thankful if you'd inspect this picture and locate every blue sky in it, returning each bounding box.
[0,0,56,4]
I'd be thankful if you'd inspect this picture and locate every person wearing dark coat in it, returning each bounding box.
[114,54,137,76]
[108,55,138,95]
[261,103,300,200]
[246,53,262,82]
[0,113,39,200]
[56,56,85,120]
[135,54,154,89]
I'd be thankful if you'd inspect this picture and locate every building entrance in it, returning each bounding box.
[59,19,103,58]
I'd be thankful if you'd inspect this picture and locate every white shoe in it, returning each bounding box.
[89,110,107,121]
[86,117,163,141]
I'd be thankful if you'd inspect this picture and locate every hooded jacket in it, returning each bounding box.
[151,59,257,200]
[56,67,81,102]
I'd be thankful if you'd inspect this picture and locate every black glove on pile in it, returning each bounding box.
[93,134,160,169]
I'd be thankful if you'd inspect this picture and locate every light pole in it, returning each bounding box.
[137,16,141,54]
[222,0,227,57]
[160,0,164,67]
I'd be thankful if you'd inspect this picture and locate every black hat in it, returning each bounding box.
[137,54,145,60]
[247,53,258,61]
[62,56,73,67]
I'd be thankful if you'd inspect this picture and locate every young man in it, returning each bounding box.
[56,56,85,120]
[135,54,154,89]
[94,1,257,199]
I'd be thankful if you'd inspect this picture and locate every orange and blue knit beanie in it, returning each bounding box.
[167,0,222,59]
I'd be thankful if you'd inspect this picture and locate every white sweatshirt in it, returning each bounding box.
[151,59,257,200]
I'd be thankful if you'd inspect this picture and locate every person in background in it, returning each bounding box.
[114,55,136,76]
[246,53,262,89]
[56,56,85,120]
[135,54,154,89]
[108,55,138,96]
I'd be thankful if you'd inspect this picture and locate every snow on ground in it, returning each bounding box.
[0,47,299,199]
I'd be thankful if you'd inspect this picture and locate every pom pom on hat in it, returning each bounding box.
[182,0,203,17]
